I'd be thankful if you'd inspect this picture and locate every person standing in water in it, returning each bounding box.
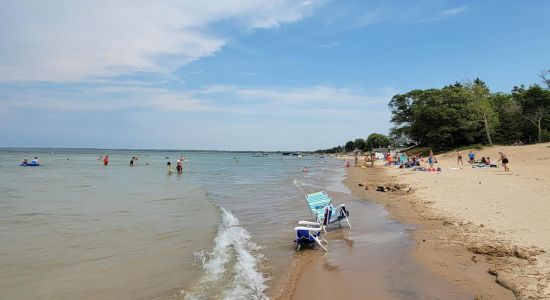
[303,166,309,173]
[103,155,109,166]
[176,159,183,174]
[167,161,173,174]
[130,157,134,166]
[498,151,510,172]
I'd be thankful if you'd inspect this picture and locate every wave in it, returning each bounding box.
[292,179,323,192]
[185,207,268,300]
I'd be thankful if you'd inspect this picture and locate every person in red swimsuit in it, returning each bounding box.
[103,155,109,166]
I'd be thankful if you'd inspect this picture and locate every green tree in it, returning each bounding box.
[465,79,498,146]
[344,140,355,152]
[366,133,391,149]
[513,85,550,143]
[354,138,366,151]
[489,92,522,144]
[389,84,483,150]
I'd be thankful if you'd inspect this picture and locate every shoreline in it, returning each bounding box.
[278,143,550,299]
[277,160,514,299]
[343,165,514,299]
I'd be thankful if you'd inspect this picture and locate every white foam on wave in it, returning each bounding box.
[292,179,323,191]
[186,207,268,300]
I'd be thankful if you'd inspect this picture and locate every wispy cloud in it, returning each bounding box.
[441,5,469,16]
[409,5,469,24]
[0,1,321,82]
[0,83,397,117]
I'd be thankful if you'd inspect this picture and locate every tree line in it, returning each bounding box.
[315,133,392,153]
[316,71,550,153]
[389,74,550,151]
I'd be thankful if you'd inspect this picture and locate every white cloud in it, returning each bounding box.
[441,6,469,16]
[0,0,318,82]
[0,84,396,116]
[409,5,469,24]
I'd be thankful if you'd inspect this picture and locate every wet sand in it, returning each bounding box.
[278,167,515,299]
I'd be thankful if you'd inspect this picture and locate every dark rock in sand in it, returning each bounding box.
[471,255,480,263]
[376,186,385,192]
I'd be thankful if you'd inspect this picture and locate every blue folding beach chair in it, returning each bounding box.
[305,191,351,229]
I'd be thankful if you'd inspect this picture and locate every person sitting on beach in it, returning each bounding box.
[21,158,28,165]
[31,157,39,165]
[498,151,510,172]
[486,157,492,165]
[468,150,475,164]
[481,157,487,165]
[345,161,351,168]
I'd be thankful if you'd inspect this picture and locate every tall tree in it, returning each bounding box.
[465,79,497,146]
[513,85,550,143]
[540,69,550,89]
[366,133,391,149]
[489,93,522,144]
[354,138,366,151]
[344,140,355,152]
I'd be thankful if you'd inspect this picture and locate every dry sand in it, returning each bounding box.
[369,142,550,298]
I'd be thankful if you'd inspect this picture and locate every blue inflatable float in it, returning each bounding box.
[20,163,40,167]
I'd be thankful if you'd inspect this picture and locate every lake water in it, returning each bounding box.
[0,149,346,299]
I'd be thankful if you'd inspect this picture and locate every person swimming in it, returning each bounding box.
[303,166,309,173]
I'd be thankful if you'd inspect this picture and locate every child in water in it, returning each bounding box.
[167,161,173,174]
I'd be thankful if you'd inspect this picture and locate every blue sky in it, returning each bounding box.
[1,0,549,150]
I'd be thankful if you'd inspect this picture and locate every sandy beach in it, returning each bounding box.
[282,142,550,299]
[380,143,550,298]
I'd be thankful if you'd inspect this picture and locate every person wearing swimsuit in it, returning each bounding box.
[457,150,463,165]
[499,151,509,172]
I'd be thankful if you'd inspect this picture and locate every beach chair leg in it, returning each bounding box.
[345,214,351,229]
[314,237,328,252]
[296,243,301,251]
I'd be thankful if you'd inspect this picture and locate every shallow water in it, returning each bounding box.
[0,149,342,299]
[0,149,471,299]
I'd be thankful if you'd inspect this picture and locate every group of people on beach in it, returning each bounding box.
[457,150,509,171]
